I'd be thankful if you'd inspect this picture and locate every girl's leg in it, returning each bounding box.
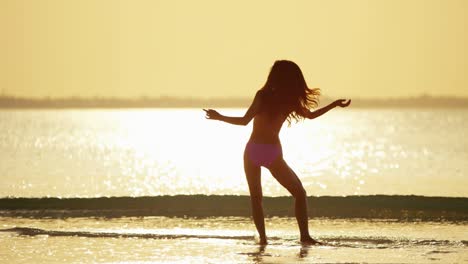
[268,159,317,243]
[244,155,266,244]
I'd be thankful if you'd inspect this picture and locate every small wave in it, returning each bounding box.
[425,250,454,254]
[0,195,467,221]
[322,236,394,245]
[321,236,466,249]
[2,227,464,249]
[0,227,253,240]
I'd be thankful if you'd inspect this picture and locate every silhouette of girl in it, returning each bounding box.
[204,60,351,244]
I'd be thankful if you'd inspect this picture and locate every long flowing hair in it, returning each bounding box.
[260,60,320,124]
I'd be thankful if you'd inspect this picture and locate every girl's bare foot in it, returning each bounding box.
[259,236,267,245]
[300,236,322,245]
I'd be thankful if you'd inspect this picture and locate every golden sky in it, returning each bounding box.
[1,0,467,98]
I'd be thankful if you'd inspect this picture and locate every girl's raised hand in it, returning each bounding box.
[203,109,222,120]
[334,99,351,108]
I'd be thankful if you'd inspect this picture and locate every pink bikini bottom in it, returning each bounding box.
[245,141,282,168]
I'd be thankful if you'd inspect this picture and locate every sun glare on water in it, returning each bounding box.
[1,108,466,197]
[106,109,250,196]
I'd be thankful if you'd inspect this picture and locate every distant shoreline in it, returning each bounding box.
[1,95,468,109]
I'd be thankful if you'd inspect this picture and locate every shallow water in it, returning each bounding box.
[1,108,467,197]
[1,217,467,263]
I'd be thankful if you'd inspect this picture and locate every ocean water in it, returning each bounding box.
[1,108,467,197]
[1,108,467,263]
[1,217,467,263]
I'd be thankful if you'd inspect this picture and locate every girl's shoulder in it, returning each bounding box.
[253,90,268,110]
[255,90,273,105]
[255,89,271,98]
[254,90,265,100]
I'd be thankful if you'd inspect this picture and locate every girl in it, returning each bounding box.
[204,60,351,244]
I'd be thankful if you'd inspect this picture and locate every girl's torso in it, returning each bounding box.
[245,91,290,167]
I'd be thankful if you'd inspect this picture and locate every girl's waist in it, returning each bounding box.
[247,137,281,145]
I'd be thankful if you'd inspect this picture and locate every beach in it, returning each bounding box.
[2,0,468,261]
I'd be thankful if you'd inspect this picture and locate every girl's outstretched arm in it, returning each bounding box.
[307,99,351,119]
[204,91,262,126]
